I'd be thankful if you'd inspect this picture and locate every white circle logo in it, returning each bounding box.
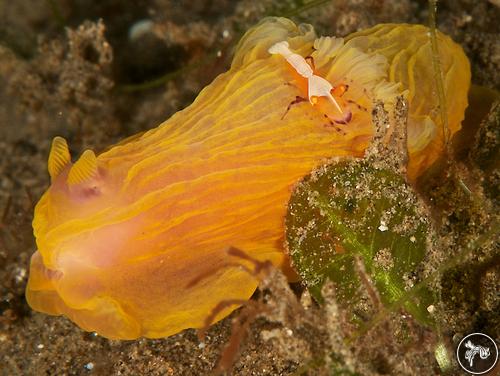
[456,333,498,374]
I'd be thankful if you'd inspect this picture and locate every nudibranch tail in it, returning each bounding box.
[48,137,71,181]
[67,149,98,185]
[344,23,470,179]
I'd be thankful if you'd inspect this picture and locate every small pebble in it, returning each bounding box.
[129,19,154,41]
[378,221,388,232]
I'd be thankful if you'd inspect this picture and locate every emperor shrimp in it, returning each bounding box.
[268,40,352,125]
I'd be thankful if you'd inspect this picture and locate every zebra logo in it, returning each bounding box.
[457,333,498,375]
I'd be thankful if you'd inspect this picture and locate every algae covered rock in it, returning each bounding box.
[285,104,437,324]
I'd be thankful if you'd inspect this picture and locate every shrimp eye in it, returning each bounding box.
[332,84,348,97]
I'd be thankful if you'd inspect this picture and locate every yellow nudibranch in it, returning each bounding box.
[26,18,470,340]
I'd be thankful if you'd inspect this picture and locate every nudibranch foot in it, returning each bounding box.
[185,245,275,358]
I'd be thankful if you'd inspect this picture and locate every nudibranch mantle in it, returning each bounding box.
[26,18,469,340]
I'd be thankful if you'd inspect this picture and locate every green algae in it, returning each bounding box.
[285,158,436,326]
